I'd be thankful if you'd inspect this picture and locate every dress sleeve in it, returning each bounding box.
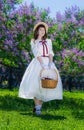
[30,39,41,58]
[49,39,54,56]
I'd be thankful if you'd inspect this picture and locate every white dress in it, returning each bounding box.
[18,39,63,102]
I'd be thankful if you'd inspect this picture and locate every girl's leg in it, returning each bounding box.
[33,97,43,115]
[34,97,43,106]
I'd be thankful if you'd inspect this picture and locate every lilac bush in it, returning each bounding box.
[0,2,84,78]
[0,2,52,69]
[50,6,84,77]
[60,48,84,76]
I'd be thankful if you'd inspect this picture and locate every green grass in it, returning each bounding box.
[0,88,84,130]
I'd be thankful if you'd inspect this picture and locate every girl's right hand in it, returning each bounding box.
[48,62,54,69]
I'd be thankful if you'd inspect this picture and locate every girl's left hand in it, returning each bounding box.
[41,63,49,69]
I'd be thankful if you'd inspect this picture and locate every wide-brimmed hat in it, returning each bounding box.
[33,22,48,32]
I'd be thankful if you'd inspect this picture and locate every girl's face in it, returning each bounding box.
[38,27,45,38]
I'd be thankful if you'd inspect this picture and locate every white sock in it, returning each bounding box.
[35,105,42,110]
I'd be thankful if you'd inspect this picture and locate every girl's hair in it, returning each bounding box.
[34,24,47,40]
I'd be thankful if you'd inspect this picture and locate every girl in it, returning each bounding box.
[18,22,63,115]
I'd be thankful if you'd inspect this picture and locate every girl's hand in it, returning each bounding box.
[48,62,54,69]
[41,63,48,69]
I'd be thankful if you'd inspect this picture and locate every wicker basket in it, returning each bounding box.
[40,69,58,89]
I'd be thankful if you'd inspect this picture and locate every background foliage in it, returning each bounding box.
[0,0,84,89]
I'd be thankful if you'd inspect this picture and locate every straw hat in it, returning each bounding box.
[33,22,48,32]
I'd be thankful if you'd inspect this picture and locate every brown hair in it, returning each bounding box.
[34,24,47,40]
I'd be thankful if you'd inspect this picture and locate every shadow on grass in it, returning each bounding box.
[0,95,62,112]
[0,95,34,112]
[39,114,66,120]
[0,94,84,120]
[20,112,66,120]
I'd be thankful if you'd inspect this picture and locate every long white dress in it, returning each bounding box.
[18,39,63,102]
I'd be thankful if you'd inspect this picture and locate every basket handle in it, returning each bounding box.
[40,68,58,81]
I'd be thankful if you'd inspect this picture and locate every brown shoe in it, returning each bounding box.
[33,108,41,115]
[33,108,36,113]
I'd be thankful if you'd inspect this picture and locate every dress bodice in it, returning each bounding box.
[30,39,54,57]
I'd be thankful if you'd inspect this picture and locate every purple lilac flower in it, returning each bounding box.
[71,48,79,53]
[50,35,55,41]
[58,23,62,31]
[78,51,84,57]
[66,18,72,23]
[65,5,80,19]
[72,55,76,61]
[77,60,84,66]
[64,41,67,45]
[2,66,6,72]
[29,18,32,24]
[4,45,9,50]
[48,23,53,27]
[79,19,84,26]
[76,50,84,57]
[56,12,63,22]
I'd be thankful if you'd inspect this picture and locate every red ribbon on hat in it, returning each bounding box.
[39,40,48,56]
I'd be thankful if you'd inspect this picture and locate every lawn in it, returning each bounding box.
[0,88,84,130]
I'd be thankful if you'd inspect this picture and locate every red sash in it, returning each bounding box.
[39,40,48,56]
